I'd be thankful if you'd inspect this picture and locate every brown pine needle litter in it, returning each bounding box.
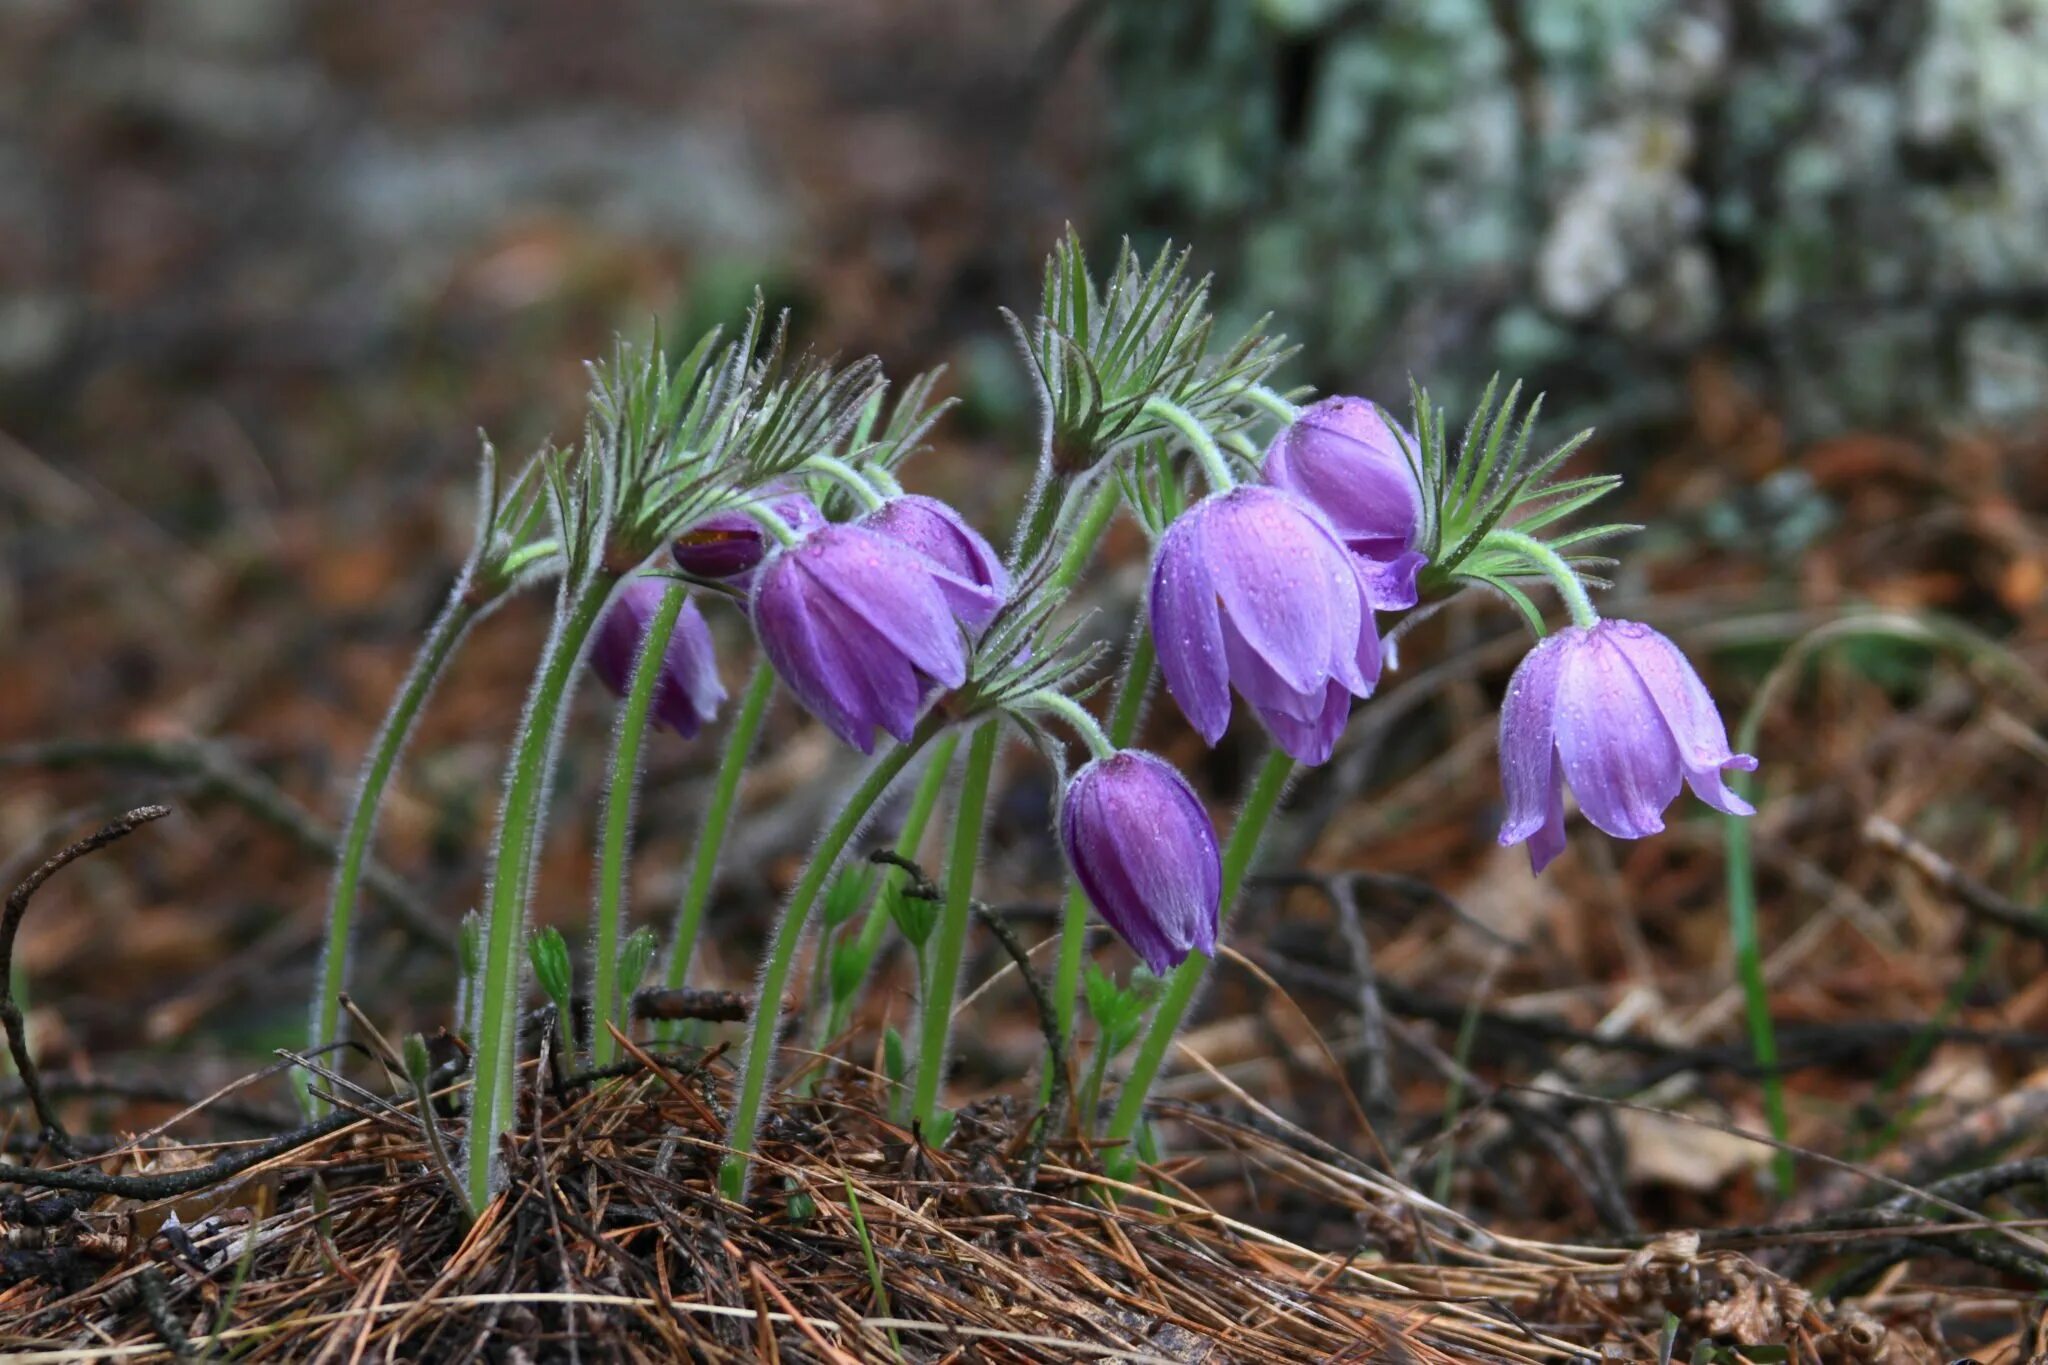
[0,1045,1969,1364]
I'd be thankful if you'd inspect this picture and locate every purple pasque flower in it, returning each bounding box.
[1263,395,1426,610]
[1149,485,1383,766]
[1060,750,1222,975]
[671,487,825,584]
[858,494,1009,631]
[1498,619,1758,873]
[588,578,727,738]
[749,524,969,753]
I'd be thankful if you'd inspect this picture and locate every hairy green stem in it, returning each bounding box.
[720,722,936,1200]
[909,720,1000,1134]
[309,586,484,1085]
[661,665,775,1022]
[590,582,685,1068]
[1030,691,1114,760]
[466,570,617,1208]
[1142,396,1233,493]
[822,730,961,1042]
[1481,528,1600,630]
[802,454,887,512]
[1102,747,1294,1164]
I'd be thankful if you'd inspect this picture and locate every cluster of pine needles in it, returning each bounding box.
[0,1026,1978,1365]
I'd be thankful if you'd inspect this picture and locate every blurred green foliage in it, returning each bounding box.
[1100,0,2048,429]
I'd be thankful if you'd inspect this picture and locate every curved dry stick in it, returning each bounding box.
[2,805,172,1153]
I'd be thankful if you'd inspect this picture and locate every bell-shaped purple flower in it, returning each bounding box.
[858,494,1009,630]
[1499,619,1758,873]
[750,524,969,753]
[588,579,727,738]
[1060,750,1222,975]
[1149,485,1383,767]
[1263,395,1426,610]
[671,487,825,584]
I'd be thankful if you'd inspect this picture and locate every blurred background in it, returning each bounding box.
[4,0,2048,1246]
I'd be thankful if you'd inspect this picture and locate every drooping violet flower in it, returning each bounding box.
[1060,750,1222,975]
[859,494,1010,630]
[588,579,727,737]
[1263,395,1426,610]
[671,487,825,584]
[1149,485,1383,766]
[1498,619,1757,873]
[750,524,969,753]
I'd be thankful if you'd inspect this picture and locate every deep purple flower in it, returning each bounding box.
[1149,485,1383,766]
[1060,750,1222,975]
[671,487,825,584]
[858,494,1009,630]
[588,579,727,738]
[1263,395,1426,609]
[1498,619,1758,873]
[750,524,969,753]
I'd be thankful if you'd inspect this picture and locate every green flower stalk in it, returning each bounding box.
[660,664,776,1017]
[720,720,940,1200]
[1100,747,1294,1172]
[908,719,1001,1135]
[308,445,555,1096]
[821,729,961,1043]
[588,581,687,1069]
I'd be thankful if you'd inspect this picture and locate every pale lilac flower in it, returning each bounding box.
[1263,395,1426,609]
[1060,750,1222,974]
[671,487,825,584]
[1149,485,1383,766]
[858,494,1009,630]
[749,525,968,753]
[1498,619,1757,872]
[588,579,727,737]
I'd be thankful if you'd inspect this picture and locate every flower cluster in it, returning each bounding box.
[312,238,1763,1209]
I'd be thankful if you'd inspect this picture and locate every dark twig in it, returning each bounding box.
[2,805,172,1154]
[135,1265,195,1361]
[1865,815,2048,943]
[0,738,450,948]
[1284,873,1397,1129]
[631,987,753,1024]
[0,1107,362,1197]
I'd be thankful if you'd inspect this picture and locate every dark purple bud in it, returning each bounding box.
[858,494,1010,630]
[1059,750,1221,975]
[749,524,969,753]
[588,579,727,738]
[1264,396,1426,609]
[1148,485,1383,767]
[671,488,825,583]
[1498,619,1757,873]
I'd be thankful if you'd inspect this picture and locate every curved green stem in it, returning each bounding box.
[1480,528,1600,630]
[309,585,483,1089]
[466,570,617,1208]
[1029,691,1115,760]
[823,730,961,1042]
[1102,747,1294,1164]
[1142,396,1233,494]
[910,720,1000,1134]
[746,502,803,547]
[661,665,775,1015]
[720,722,937,1199]
[802,454,887,512]
[589,582,685,1068]
[1245,385,1299,426]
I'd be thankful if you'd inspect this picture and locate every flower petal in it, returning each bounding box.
[1251,678,1353,767]
[805,527,969,690]
[1200,489,1352,695]
[1062,753,1220,973]
[1497,631,1568,847]
[1353,548,1426,612]
[1525,753,1570,873]
[1148,522,1232,746]
[751,559,875,751]
[1604,620,1759,817]
[1554,628,1682,839]
[651,598,727,737]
